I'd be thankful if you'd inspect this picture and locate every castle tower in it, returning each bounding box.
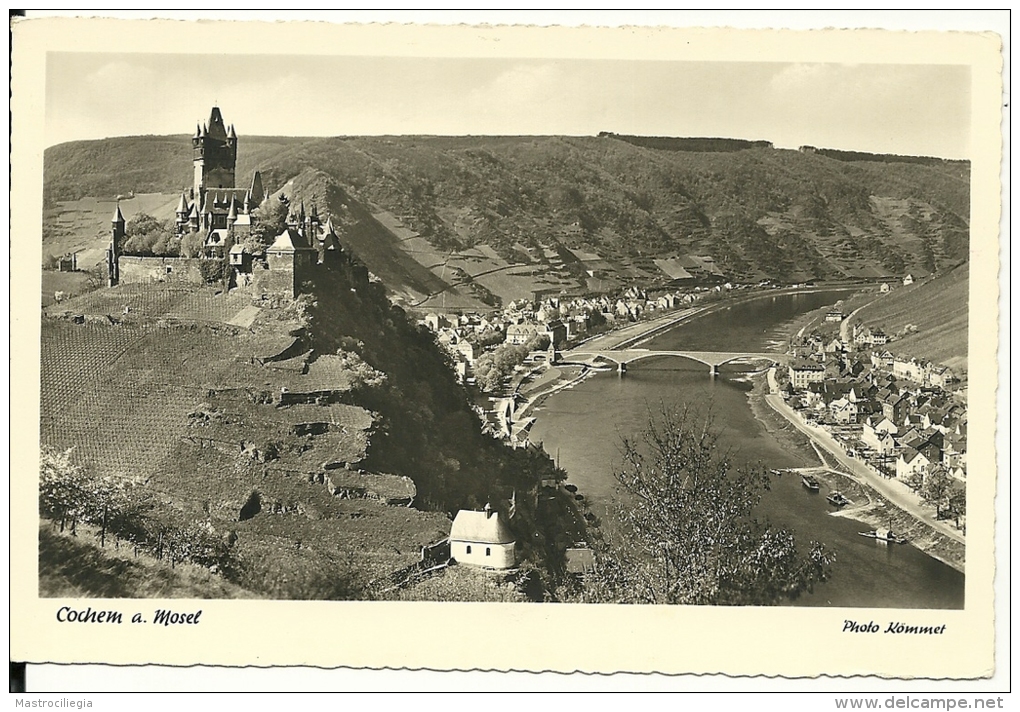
[175,192,191,234]
[107,204,126,287]
[227,196,238,228]
[192,106,237,203]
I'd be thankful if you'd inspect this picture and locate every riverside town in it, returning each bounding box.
[39,101,970,609]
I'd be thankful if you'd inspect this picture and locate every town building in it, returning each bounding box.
[896,448,930,481]
[789,359,826,389]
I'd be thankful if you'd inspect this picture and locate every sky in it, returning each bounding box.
[45,51,972,159]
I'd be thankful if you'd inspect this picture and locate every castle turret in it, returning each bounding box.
[175,192,191,233]
[249,171,265,205]
[112,204,126,241]
[107,204,126,287]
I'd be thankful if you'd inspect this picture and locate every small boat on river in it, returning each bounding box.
[802,475,821,492]
[827,491,851,507]
[859,528,909,544]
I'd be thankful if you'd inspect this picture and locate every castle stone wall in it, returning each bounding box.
[119,256,206,286]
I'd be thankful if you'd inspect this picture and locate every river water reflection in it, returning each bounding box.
[529,291,964,608]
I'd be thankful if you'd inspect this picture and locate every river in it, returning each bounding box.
[528,290,965,609]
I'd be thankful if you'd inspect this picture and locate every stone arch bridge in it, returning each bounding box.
[562,348,791,376]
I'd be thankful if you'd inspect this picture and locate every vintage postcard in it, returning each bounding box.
[10,15,1004,679]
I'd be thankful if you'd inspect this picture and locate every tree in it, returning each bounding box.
[39,447,90,533]
[593,405,832,605]
[921,466,953,520]
[947,482,966,529]
[39,446,139,546]
[122,212,179,256]
[180,229,207,259]
[251,195,290,248]
[903,469,926,494]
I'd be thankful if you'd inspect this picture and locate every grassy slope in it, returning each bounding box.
[848,263,969,370]
[45,134,970,288]
[39,523,259,598]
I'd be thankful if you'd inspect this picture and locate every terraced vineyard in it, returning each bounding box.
[40,320,220,478]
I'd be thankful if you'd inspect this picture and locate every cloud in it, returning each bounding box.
[83,61,157,94]
[461,62,599,133]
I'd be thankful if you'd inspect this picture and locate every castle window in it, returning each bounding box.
[166,266,173,275]
[465,545,472,555]
[485,548,491,556]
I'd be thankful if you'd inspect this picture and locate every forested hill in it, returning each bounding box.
[45,134,970,284]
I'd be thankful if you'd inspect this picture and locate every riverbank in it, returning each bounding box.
[751,370,965,573]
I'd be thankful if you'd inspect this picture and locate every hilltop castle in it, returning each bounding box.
[107,106,353,297]
[173,106,263,244]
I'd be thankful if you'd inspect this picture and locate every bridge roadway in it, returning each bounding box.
[561,348,791,376]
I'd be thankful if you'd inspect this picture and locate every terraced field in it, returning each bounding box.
[38,280,456,599]
[40,319,226,478]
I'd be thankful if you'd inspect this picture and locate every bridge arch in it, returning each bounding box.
[566,350,788,376]
[713,354,786,369]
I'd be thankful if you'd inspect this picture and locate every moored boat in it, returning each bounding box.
[827,491,851,507]
[801,475,821,492]
[859,528,909,544]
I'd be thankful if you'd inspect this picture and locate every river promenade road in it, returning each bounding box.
[765,368,965,546]
[566,306,707,354]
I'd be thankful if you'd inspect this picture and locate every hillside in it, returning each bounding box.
[844,263,970,371]
[40,250,569,599]
[39,523,260,599]
[44,134,970,295]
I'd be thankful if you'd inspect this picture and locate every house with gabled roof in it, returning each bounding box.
[896,448,930,480]
[450,504,516,569]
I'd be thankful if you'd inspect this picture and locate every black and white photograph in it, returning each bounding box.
[10,13,1004,681]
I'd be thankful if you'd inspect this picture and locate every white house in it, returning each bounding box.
[450,504,517,569]
[896,448,930,481]
[829,397,858,425]
[862,417,899,454]
[903,274,914,286]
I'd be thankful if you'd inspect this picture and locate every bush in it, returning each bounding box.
[198,259,226,284]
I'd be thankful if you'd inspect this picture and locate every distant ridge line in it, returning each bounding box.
[598,131,774,153]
